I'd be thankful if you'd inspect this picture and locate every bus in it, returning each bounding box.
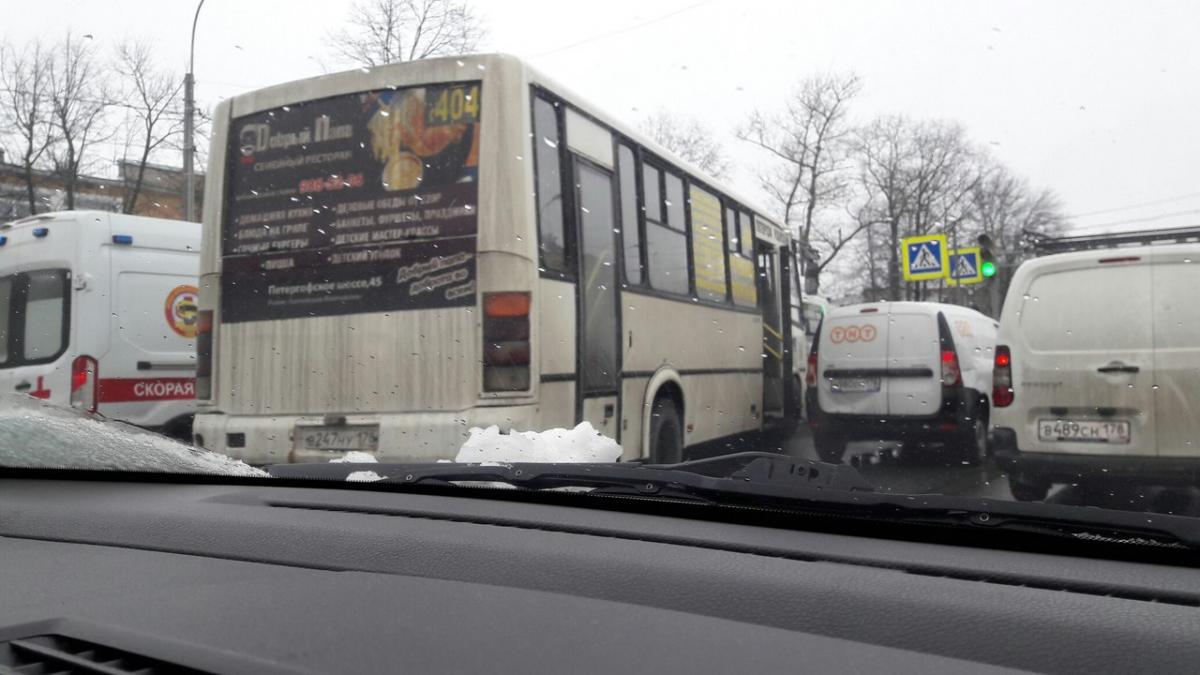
[192,53,798,464]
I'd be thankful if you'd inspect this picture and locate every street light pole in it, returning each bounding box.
[183,0,206,222]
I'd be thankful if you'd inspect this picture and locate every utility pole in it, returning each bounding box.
[183,0,206,222]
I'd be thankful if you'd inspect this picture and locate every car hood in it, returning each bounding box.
[0,394,265,477]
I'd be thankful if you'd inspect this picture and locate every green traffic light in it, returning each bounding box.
[981,261,997,278]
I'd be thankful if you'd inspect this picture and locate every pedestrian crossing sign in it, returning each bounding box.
[901,234,949,282]
[947,247,983,285]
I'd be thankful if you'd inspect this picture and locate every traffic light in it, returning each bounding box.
[978,234,997,279]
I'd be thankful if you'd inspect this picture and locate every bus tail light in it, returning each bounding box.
[70,355,98,413]
[196,310,213,401]
[993,345,1014,407]
[483,292,531,392]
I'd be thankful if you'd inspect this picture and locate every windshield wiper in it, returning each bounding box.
[268,451,1200,550]
[268,452,875,504]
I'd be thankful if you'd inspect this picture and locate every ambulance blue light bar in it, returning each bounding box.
[32,227,49,237]
[112,234,134,245]
[0,236,7,246]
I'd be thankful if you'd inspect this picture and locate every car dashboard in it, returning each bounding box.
[1,475,1199,673]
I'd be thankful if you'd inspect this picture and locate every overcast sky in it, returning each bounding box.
[8,0,1200,234]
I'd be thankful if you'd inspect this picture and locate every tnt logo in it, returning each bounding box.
[830,324,878,344]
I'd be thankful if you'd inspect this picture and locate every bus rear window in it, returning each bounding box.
[220,82,482,323]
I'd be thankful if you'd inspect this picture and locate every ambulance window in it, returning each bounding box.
[22,270,68,361]
[0,276,10,365]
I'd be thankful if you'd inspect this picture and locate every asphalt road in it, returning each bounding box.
[780,426,1012,498]
[775,426,1200,516]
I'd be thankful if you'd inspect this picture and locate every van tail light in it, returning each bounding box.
[483,292,531,392]
[195,310,213,401]
[940,349,962,387]
[806,350,818,387]
[993,345,1014,407]
[70,355,98,413]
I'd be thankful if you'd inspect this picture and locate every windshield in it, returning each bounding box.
[4,1,1200,526]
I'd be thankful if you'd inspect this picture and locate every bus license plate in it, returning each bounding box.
[830,377,880,393]
[1037,419,1130,444]
[294,425,381,452]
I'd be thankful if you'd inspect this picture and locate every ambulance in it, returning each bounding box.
[0,211,200,439]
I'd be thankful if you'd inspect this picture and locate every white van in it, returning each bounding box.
[805,302,997,464]
[992,244,1200,501]
[0,211,200,439]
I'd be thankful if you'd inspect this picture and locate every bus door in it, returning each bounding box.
[572,158,621,439]
[758,242,786,416]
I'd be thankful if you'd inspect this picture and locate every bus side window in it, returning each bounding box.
[739,211,754,258]
[533,97,570,274]
[727,208,757,308]
[642,163,689,295]
[617,144,642,285]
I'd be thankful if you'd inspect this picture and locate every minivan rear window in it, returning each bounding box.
[1020,266,1152,351]
[0,269,71,368]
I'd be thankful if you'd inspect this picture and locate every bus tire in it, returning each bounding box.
[813,432,846,464]
[648,396,683,465]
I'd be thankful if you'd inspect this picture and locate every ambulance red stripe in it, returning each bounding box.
[97,378,196,403]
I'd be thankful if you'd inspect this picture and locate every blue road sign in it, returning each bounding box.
[901,234,948,281]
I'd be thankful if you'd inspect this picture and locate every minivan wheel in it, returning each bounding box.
[813,432,847,464]
[648,397,683,464]
[1010,477,1051,502]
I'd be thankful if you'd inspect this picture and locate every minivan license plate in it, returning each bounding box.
[830,377,881,393]
[1037,419,1130,444]
[294,425,380,452]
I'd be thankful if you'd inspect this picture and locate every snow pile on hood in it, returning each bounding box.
[328,451,384,482]
[455,422,623,464]
[0,394,266,477]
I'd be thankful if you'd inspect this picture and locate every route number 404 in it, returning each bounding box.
[426,85,481,126]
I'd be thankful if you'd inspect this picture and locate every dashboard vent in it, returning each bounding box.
[0,634,209,674]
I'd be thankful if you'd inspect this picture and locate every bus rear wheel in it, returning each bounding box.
[649,397,683,465]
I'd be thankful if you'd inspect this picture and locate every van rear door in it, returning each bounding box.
[818,307,889,416]
[1149,247,1200,457]
[886,307,942,416]
[1013,259,1156,456]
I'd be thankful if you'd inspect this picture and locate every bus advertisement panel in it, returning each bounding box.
[222,82,481,323]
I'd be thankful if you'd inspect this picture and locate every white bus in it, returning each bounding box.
[192,53,798,464]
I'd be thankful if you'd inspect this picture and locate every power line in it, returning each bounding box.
[1066,206,1200,232]
[1066,189,1200,219]
[533,0,717,57]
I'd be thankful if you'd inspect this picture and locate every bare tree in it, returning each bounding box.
[853,116,981,300]
[329,0,485,66]
[738,74,864,288]
[114,39,184,214]
[47,33,111,210]
[0,38,56,215]
[640,109,731,179]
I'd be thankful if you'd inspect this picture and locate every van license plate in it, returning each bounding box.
[294,425,380,452]
[830,377,881,393]
[1037,419,1130,444]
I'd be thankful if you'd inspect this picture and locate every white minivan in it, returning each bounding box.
[806,301,997,464]
[992,244,1200,501]
[0,211,200,439]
